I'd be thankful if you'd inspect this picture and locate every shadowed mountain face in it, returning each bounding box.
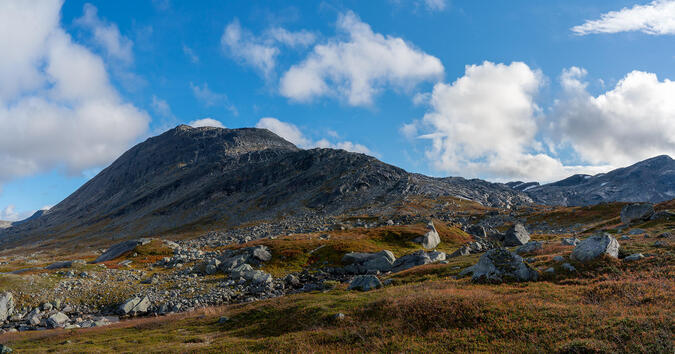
[0,125,532,247]
[521,155,675,206]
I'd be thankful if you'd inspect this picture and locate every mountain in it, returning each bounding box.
[0,125,531,247]
[518,155,675,206]
[0,220,12,229]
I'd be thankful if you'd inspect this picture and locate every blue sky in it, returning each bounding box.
[1,0,675,221]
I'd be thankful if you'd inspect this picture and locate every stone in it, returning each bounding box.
[251,246,272,262]
[448,239,499,258]
[46,312,69,328]
[562,263,576,272]
[413,221,441,250]
[466,224,488,239]
[653,241,667,248]
[561,237,581,246]
[0,292,14,322]
[94,239,150,263]
[624,253,644,262]
[515,241,542,255]
[620,235,631,240]
[284,274,300,287]
[657,232,672,238]
[333,312,346,321]
[459,248,538,283]
[244,270,273,284]
[544,267,555,274]
[348,275,382,291]
[117,296,151,316]
[386,220,394,226]
[230,264,254,279]
[650,210,675,220]
[571,233,620,262]
[620,203,654,225]
[553,255,565,263]
[390,251,433,273]
[218,316,229,324]
[502,224,530,247]
[362,250,396,272]
[0,344,12,353]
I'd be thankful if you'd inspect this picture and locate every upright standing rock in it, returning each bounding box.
[571,233,619,263]
[502,224,530,247]
[0,292,13,322]
[415,221,441,250]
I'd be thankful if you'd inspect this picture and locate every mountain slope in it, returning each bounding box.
[523,155,675,206]
[0,125,531,247]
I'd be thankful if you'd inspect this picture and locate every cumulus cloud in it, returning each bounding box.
[572,0,675,35]
[75,3,134,63]
[0,0,149,184]
[182,44,199,63]
[423,0,447,11]
[0,205,19,221]
[279,11,444,106]
[188,118,225,129]
[255,117,373,155]
[221,20,316,77]
[554,67,675,166]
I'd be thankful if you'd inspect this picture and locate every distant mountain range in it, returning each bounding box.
[0,125,672,247]
[0,125,530,246]
[507,155,674,206]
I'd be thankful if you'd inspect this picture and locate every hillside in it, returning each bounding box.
[0,125,531,249]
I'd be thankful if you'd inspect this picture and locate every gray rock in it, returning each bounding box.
[46,312,69,328]
[45,261,73,270]
[515,241,542,255]
[653,241,667,248]
[390,251,434,273]
[230,264,253,279]
[562,263,576,272]
[553,255,565,263]
[459,248,538,283]
[650,210,675,220]
[620,235,631,240]
[628,228,646,235]
[657,232,672,238]
[362,250,396,272]
[0,292,13,322]
[544,267,555,274]
[117,296,151,316]
[620,203,655,225]
[218,316,229,324]
[502,224,530,247]
[0,344,12,353]
[414,221,441,250]
[561,237,581,246]
[348,275,382,291]
[571,233,620,263]
[466,224,488,239]
[624,253,644,262]
[95,239,151,263]
[251,246,272,262]
[448,239,498,258]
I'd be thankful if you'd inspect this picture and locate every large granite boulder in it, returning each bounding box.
[0,292,14,322]
[390,250,446,273]
[515,241,542,255]
[348,275,382,291]
[414,221,441,250]
[117,296,151,316]
[46,312,70,328]
[342,250,396,273]
[502,224,530,247]
[620,203,654,225]
[571,233,620,263]
[459,248,538,283]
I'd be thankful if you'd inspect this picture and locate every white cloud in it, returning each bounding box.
[410,61,613,182]
[279,11,444,106]
[0,0,149,184]
[554,67,675,166]
[572,0,675,35]
[256,117,312,147]
[190,82,238,116]
[266,27,316,47]
[183,44,199,63]
[75,3,134,63]
[255,117,374,155]
[423,0,447,11]
[0,205,19,221]
[188,118,225,129]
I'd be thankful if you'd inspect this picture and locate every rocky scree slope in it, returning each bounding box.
[0,125,531,247]
[511,155,675,206]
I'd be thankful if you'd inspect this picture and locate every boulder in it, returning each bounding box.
[502,224,530,247]
[45,261,73,270]
[117,296,151,316]
[561,237,581,246]
[459,248,538,283]
[94,239,151,263]
[650,210,675,221]
[348,275,382,291]
[562,263,576,272]
[230,264,254,279]
[414,221,441,250]
[466,224,488,239]
[390,250,446,273]
[515,241,542,255]
[0,292,13,322]
[251,246,272,262]
[570,233,619,263]
[553,255,565,263]
[448,239,498,258]
[0,344,12,353]
[620,203,654,225]
[243,270,273,284]
[628,228,646,235]
[624,253,644,262]
[362,250,396,272]
[46,312,69,328]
